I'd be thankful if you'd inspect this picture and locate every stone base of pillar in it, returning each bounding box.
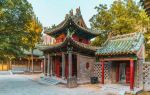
[67,77,78,88]
[61,76,65,80]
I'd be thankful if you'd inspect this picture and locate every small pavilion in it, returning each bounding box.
[41,8,100,82]
[96,32,145,90]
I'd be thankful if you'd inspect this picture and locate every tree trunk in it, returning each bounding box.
[31,49,34,73]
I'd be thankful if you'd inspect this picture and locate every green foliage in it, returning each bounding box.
[25,16,43,49]
[0,0,42,59]
[90,0,150,48]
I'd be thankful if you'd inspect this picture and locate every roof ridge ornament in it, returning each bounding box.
[67,28,75,38]
[76,7,81,16]
[69,9,73,16]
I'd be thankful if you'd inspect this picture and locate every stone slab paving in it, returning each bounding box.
[0,74,142,95]
[0,75,113,95]
[101,84,142,95]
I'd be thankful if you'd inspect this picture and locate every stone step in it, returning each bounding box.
[41,77,60,85]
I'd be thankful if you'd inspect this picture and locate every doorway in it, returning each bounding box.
[111,61,131,84]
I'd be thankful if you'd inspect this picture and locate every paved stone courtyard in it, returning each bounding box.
[0,72,111,95]
[0,71,143,95]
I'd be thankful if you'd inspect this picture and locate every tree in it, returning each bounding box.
[90,0,150,58]
[25,16,43,72]
[0,0,42,60]
[90,4,112,46]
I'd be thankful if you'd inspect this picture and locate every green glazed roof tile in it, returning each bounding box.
[96,32,144,55]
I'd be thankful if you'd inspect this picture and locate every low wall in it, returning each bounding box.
[12,62,42,73]
[0,64,9,71]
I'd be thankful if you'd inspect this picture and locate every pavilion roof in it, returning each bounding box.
[44,11,101,39]
[40,35,98,56]
[24,48,43,57]
[96,32,144,56]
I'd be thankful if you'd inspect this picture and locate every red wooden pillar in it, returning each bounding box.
[55,57,57,76]
[55,57,60,77]
[130,59,134,90]
[101,59,104,84]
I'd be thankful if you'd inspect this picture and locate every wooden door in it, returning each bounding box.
[126,64,130,83]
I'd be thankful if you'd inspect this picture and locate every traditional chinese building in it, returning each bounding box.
[0,48,43,72]
[42,33,55,45]
[41,8,100,82]
[41,8,145,91]
[95,32,145,90]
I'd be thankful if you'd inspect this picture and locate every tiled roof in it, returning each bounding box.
[41,36,98,51]
[44,11,100,38]
[40,35,99,56]
[24,48,43,56]
[96,32,144,56]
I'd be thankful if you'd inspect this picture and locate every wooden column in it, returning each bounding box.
[101,60,104,84]
[68,51,72,78]
[47,54,50,76]
[130,59,134,90]
[52,56,55,76]
[62,53,65,79]
[27,58,30,72]
[44,56,46,75]
[77,54,80,80]
[31,53,34,73]
[50,56,53,76]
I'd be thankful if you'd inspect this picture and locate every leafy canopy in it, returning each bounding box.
[0,0,42,59]
[90,0,149,45]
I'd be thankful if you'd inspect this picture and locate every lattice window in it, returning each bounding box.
[143,63,150,90]
[93,62,111,82]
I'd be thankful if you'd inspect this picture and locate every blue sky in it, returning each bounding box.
[27,0,139,28]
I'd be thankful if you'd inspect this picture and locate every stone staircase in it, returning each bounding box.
[41,77,60,85]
